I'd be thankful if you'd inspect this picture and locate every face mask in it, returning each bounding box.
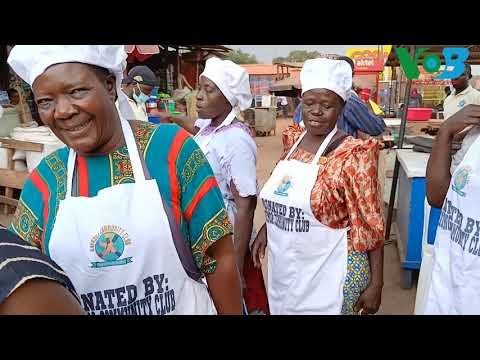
[133,85,149,104]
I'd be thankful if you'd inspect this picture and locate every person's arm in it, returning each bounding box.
[220,130,258,287]
[0,279,85,315]
[174,133,242,314]
[342,97,386,136]
[231,183,257,288]
[426,104,480,208]
[343,139,385,314]
[205,234,243,314]
[163,115,199,135]
[251,223,267,269]
[426,129,454,208]
[354,246,384,315]
[9,177,46,248]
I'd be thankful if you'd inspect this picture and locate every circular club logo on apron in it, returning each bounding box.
[274,176,293,197]
[90,225,133,268]
[452,166,472,197]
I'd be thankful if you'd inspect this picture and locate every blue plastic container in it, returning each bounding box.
[148,116,160,124]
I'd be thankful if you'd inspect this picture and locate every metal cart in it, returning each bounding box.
[252,107,277,136]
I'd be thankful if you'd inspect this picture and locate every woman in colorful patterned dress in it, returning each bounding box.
[7,45,242,315]
[252,58,384,315]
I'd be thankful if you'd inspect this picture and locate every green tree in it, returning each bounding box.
[273,50,321,64]
[225,49,258,64]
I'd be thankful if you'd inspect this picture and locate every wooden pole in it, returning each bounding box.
[177,47,183,90]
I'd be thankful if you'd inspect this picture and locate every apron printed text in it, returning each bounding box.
[262,199,310,233]
[438,199,480,254]
[81,273,176,315]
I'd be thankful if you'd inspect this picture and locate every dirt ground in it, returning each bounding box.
[254,117,417,315]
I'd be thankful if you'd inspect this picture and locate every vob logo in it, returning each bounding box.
[397,47,469,80]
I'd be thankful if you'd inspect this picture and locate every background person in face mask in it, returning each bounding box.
[118,65,157,122]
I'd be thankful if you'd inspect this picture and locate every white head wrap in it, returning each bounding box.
[7,45,134,119]
[300,58,352,101]
[200,57,252,111]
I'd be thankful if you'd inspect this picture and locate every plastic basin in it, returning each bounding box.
[407,108,433,121]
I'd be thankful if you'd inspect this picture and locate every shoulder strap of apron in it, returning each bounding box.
[66,119,203,281]
[66,117,147,197]
[129,121,203,282]
[285,126,338,163]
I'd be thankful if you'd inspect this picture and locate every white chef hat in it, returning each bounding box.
[200,57,252,111]
[7,45,134,119]
[300,58,352,101]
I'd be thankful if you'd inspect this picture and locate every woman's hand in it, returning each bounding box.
[355,246,384,315]
[441,104,480,138]
[205,235,243,315]
[354,283,383,315]
[251,224,267,269]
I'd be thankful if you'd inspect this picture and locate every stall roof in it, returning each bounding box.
[273,61,304,68]
[159,45,231,53]
[270,76,301,92]
[242,64,279,75]
[385,45,480,66]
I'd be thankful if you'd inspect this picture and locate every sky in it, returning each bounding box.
[227,45,378,64]
[227,45,480,75]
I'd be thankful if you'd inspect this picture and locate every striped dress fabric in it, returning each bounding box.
[0,229,79,305]
[8,121,232,274]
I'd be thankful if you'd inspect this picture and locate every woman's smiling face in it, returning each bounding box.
[32,62,118,154]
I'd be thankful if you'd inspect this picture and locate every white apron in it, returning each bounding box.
[423,133,480,314]
[260,128,349,315]
[414,199,435,314]
[48,118,217,315]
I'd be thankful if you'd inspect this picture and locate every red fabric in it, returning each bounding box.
[184,176,218,222]
[77,156,89,197]
[168,130,190,223]
[181,62,198,89]
[243,250,270,315]
[127,48,155,63]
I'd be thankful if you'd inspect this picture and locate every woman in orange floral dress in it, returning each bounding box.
[252,58,384,315]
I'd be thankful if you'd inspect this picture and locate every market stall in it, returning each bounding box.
[384,45,480,288]
[347,46,392,105]
[125,45,231,120]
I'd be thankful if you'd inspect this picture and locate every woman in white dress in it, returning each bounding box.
[168,57,269,314]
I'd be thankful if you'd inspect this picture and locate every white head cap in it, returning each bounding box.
[300,58,352,101]
[200,57,252,111]
[7,45,134,119]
